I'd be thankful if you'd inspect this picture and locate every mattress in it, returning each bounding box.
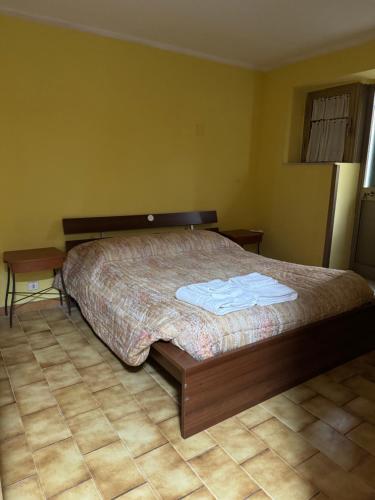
[57,230,373,366]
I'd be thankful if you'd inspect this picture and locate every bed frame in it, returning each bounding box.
[63,211,375,438]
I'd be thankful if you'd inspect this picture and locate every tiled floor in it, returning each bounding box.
[1,307,375,499]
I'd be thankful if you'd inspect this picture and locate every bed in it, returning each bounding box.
[60,211,375,437]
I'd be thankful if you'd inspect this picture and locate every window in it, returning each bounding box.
[301,83,368,163]
[364,88,375,188]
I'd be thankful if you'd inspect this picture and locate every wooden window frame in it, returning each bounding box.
[301,83,368,163]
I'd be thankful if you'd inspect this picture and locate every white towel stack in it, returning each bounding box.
[176,272,297,316]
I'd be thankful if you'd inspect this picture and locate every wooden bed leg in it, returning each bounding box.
[181,373,206,439]
[180,365,259,438]
[181,378,190,439]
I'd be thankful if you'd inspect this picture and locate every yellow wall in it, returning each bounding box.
[1,13,375,308]
[254,40,375,265]
[0,15,261,307]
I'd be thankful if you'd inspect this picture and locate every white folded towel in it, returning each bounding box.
[176,284,257,315]
[254,283,298,305]
[175,272,297,315]
[230,272,278,288]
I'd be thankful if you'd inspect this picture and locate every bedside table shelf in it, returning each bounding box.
[3,247,71,327]
[219,229,263,253]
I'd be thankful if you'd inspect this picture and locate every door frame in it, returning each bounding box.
[350,84,375,272]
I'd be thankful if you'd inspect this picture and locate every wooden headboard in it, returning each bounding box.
[63,211,218,251]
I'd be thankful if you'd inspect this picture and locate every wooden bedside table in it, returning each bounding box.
[3,247,71,327]
[219,229,263,254]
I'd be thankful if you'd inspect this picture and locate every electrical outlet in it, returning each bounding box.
[28,281,39,291]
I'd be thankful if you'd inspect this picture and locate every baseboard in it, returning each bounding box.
[0,298,62,316]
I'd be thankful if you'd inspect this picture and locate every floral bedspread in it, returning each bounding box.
[56,231,373,365]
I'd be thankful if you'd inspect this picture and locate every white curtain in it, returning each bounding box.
[306,94,350,162]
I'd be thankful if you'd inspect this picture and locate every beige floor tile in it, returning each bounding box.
[344,396,375,424]
[148,365,180,398]
[143,361,157,374]
[0,434,35,486]
[302,395,361,434]
[305,374,355,405]
[33,344,69,368]
[189,446,257,500]
[42,308,67,322]
[21,319,50,335]
[52,479,101,499]
[0,403,23,441]
[54,382,99,418]
[44,362,82,391]
[34,437,90,497]
[15,381,56,416]
[75,321,90,332]
[94,384,141,421]
[348,422,375,455]
[182,487,215,499]
[71,307,86,319]
[364,351,375,365]
[0,331,28,349]
[261,395,315,432]
[158,416,215,461]
[68,345,104,369]
[356,353,375,365]
[86,334,108,354]
[6,308,374,500]
[0,316,20,329]
[344,375,375,402]
[247,490,271,499]
[85,441,144,499]
[0,360,7,380]
[113,410,167,457]
[327,360,363,383]
[300,420,366,471]
[297,452,374,500]
[101,351,125,372]
[117,367,157,394]
[361,362,375,382]
[47,319,76,335]
[0,379,14,406]
[73,321,88,332]
[18,311,42,321]
[2,344,35,366]
[135,385,178,423]
[138,443,201,499]
[78,323,96,336]
[23,406,71,451]
[352,454,375,490]
[7,360,44,389]
[252,417,317,467]
[116,483,157,499]
[2,475,43,500]
[79,362,118,392]
[68,408,118,454]
[208,418,267,463]
[28,330,58,350]
[242,449,317,500]
[237,405,272,429]
[0,322,20,337]
[57,331,89,351]
[282,385,316,404]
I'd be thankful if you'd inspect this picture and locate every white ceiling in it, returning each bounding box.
[1,0,375,70]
